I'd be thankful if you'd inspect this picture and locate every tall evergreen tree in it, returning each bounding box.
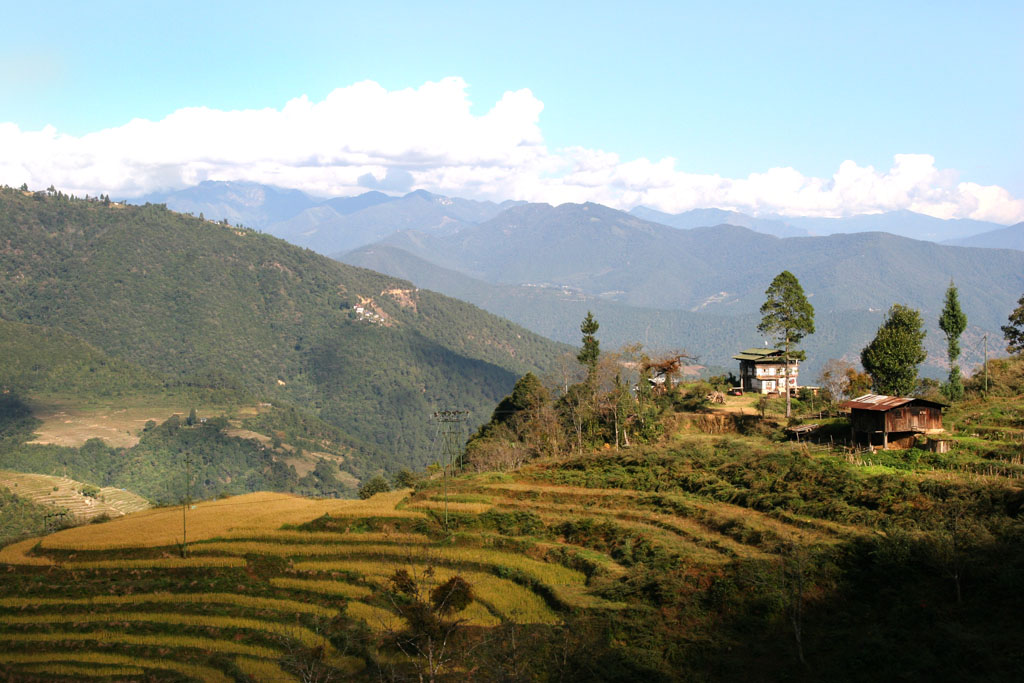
[938,281,968,400]
[757,271,815,418]
[577,311,600,376]
[861,304,927,396]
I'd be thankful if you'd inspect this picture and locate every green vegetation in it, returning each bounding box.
[861,303,928,395]
[1,189,1022,680]
[577,311,600,375]
[939,281,968,400]
[758,270,815,417]
[0,409,357,505]
[0,486,64,545]
[1003,293,1024,354]
[0,188,567,482]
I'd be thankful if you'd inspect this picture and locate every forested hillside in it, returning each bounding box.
[0,188,568,475]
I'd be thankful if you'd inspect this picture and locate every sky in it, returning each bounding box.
[2,1,1022,222]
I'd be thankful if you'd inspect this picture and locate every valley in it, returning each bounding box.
[1,184,1022,681]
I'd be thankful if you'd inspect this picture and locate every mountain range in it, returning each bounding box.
[138,180,1020,248]
[132,181,1024,379]
[340,203,1024,377]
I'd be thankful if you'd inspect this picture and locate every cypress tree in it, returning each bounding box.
[938,281,967,400]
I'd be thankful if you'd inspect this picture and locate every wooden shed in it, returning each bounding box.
[839,394,946,449]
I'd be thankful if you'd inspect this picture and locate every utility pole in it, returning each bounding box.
[181,454,193,557]
[983,334,989,394]
[432,410,469,531]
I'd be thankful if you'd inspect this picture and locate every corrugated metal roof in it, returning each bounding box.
[840,394,913,411]
[839,394,947,411]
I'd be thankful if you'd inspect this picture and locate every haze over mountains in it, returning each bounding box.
[129,181,1024,379]
[140,180,1019,246]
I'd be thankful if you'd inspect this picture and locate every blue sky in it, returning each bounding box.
[2,1,1022,221]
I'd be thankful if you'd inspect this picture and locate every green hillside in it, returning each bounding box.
[0,319,167,398]
[0,188,568,475]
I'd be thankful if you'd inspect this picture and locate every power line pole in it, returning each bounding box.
[983,333,989,395]
[181,454,193,557]
[432,410,469,531]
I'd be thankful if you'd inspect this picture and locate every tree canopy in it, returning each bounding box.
[1002,294,1024,355]
[861,304,927,396]
[757,271,814,416]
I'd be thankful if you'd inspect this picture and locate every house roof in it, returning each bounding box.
[733,348,795,362]
[839,394,947,411]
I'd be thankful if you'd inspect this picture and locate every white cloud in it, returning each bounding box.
[1,78,1022,224]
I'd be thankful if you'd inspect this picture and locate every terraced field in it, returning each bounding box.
[0,458,850,681]
[6,441,1006,681]
[0,470,150,522]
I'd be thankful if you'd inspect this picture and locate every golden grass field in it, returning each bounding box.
[37,489,419,551]
[0,470,823,680]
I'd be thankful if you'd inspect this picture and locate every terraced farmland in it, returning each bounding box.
[0,470,150,522]
[0,478,649,680]
[2,438,1020,681]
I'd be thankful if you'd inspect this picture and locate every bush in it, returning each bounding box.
[358,474,391,499]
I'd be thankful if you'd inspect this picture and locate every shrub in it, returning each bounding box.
[358,474,391,499]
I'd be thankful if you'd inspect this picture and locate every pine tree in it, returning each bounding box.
[757,271,815,417]
[938,281,967,400]
[577,311,600,376]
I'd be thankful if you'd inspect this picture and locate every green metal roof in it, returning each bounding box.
[733,348,786,361]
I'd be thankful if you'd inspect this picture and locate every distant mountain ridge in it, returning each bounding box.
[944,221,1024,250]
[133,180,1018,253]
[341,202,1024,377]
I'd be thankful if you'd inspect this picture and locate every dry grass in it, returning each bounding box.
[39,490,419,551]
[235,656,299,682]
[291,543,585,587]
[290,559,562,623]
[14,663,146,677]
[224,530,431,544]
[0,652,233,683]
[66,557,245,569]
[24,397,232,449]
[0,538,52,566]
[486,482,640,497]
[0,630,277,659]
[0,591,339,618]
[346,601,405,631]
[405,500,494,514]
[270,577,374,599]
[4,612,332,651]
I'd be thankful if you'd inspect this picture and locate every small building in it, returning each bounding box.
[839,394,946,449]
[732,348,799,394]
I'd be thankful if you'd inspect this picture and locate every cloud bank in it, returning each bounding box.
[2,77,1021,224]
